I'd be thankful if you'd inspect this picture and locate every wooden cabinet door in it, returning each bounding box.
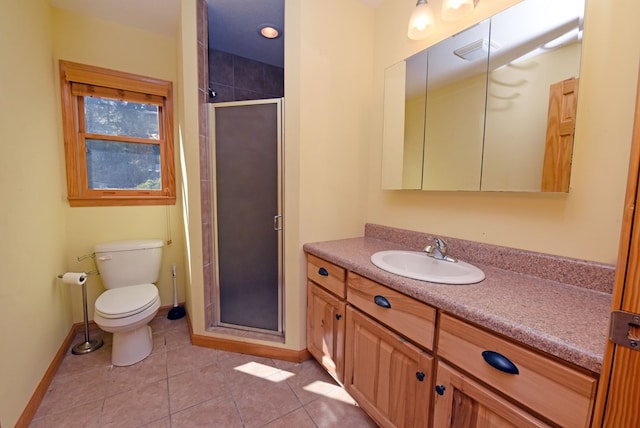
[433,362,551,428]
[306,281,346,383]
[344,306,433,428]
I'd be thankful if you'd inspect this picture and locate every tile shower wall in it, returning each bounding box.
[208,49,284,103]
[196,0,215,327]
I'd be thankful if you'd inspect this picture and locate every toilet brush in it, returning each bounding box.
[168,264,186,320]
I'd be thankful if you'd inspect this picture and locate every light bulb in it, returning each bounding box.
[441,0,475,22]
[408,1,435,40]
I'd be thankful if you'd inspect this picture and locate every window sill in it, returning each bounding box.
[68,196,176,207]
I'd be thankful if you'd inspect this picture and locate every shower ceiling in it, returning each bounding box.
[206,0,284,68]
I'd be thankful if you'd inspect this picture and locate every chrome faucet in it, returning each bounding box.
[424,237,457,262]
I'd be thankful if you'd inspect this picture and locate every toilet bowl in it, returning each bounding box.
[94,283,160,366]
[92,239,164,366]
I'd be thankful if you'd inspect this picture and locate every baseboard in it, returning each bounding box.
[188,316,311,363]
[15,304,179,427]
[14,325,77,428]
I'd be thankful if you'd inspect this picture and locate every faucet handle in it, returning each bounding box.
[425,236,457,262]
[433,237,447,249]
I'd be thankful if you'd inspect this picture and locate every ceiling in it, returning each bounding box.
[49,0,179,37]
[49,0,383,70]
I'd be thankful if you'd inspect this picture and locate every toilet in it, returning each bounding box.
[93,239,163,366]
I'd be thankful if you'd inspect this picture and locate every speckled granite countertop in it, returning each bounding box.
[303,224,615,374]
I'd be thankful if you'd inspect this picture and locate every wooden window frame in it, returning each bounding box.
[59,60,175,207]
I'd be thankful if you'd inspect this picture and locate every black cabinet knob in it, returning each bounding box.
[318,267,329,276]
[435,385,446,396]
[416,372,425,382]
[335,314,342,320]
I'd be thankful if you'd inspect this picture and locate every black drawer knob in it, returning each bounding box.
[374,295,391,308]
[482,350,520,375]
[416,372,425,382]
[318,267,329,276]
[435,385,446,396]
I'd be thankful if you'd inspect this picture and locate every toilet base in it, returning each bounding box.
[112,325,153,366]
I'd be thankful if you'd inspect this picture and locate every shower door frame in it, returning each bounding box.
[209,98,284,337]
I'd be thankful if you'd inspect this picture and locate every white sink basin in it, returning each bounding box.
[370,250,485,285]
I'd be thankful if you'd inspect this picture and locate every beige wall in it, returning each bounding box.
[367,0,640,264]
[51,8,186,322]
[290,0,374,348]
[0,1,71,425]
[0,4,185,424]
[177,0,205,337]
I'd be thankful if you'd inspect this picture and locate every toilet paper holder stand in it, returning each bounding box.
[58,271,103,355]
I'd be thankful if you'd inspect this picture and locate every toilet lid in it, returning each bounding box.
[95,283,159,319]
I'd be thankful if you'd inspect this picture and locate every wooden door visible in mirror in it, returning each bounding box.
[541,77,579,192]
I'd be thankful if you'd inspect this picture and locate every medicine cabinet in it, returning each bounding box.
[381,0,584,192]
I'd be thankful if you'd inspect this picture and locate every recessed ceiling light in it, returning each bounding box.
[258,24,281,39]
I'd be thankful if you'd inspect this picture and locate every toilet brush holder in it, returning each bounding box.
[60,272,103,354]
[167,264,185,320]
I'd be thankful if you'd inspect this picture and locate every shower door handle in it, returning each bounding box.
[273,214,283,231]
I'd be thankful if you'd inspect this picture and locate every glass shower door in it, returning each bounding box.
[211,99,283,333]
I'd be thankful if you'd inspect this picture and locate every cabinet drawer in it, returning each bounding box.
[438,314,597,428]
[347,272,436,351]
[307,254,346,298]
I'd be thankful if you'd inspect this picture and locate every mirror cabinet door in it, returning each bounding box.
[422,19,490,191]
[381,50,428,190]
[481,0,583,192]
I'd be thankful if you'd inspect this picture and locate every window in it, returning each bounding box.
[59,61,175,206]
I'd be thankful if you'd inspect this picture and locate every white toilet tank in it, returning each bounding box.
[94,239,163,289]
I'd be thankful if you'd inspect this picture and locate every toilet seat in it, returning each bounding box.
[95,283,159,319]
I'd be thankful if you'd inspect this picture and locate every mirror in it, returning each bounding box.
[381,0,585,192]
[381,50,427,189]
[482,0,583,191]
[422,19,490,191]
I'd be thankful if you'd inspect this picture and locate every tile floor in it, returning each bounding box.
[29,315,377,427]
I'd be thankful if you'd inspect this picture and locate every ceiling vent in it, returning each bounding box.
[454,38,501,61]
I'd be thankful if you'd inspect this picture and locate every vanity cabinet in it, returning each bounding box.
[344,306,433,428]
[306,255,347,382]
[437,314,597,428]
[305,254,598,427]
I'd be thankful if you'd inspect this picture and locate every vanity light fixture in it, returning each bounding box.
[408,0,436,40]
[408,0,479,40]
[441,0,478,22]
[258,24,281,39]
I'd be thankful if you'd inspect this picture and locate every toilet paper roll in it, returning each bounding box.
[62,272,87,286]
